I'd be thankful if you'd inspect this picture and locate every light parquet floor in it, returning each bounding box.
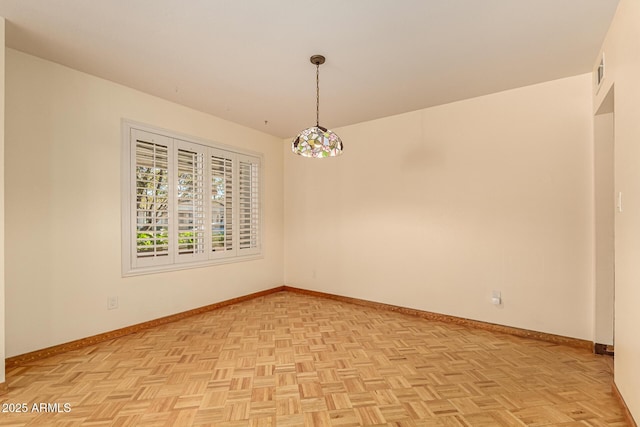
[0,291,628,426]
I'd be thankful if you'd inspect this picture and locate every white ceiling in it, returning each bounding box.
[0,0,619,138]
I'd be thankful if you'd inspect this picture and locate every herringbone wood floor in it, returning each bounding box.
[0,291,628,426]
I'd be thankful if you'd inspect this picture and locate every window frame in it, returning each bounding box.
[121,120,263,276]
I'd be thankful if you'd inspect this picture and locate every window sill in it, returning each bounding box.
[122,253,264,277]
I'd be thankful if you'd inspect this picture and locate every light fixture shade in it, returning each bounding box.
[292,125,343,158]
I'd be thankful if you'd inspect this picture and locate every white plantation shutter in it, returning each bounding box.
[238,155,261,255]
[132,130,172,268]
[175,141,207,262]
[123,122,262,275]
[210,149,234,258]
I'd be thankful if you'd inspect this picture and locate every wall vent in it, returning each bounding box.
[595,53,606,91]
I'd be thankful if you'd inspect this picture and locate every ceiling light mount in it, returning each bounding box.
[310,55,326,66]
[291,54,343,158]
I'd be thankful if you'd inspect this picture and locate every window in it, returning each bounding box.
[122,122,262,275]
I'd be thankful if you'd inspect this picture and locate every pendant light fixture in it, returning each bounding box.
[292,55,343,158]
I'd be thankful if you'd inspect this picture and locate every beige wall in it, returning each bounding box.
[0,17,5,384]
[284,74,595,341]
[4,49,284,357]
[593,0,640,419]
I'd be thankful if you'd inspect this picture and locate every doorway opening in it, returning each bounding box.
[594,86,615,355]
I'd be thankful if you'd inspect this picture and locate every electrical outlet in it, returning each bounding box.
[107,296,119,310]
[491,290,501,305]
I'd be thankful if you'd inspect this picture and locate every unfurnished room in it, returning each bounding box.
[0,1,638,426]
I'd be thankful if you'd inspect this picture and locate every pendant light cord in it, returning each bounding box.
[316,62,320,127]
